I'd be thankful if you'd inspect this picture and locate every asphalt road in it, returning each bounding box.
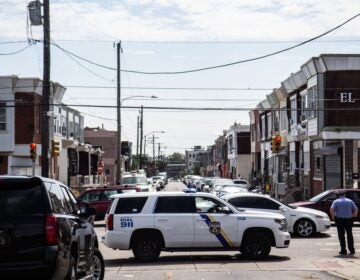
[95,181,360,280]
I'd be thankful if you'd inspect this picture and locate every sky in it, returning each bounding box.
[1,0,360,156]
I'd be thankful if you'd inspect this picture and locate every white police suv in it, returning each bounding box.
[102,192,290,261]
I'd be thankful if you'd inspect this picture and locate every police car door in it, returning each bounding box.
[194,196,238,248]
[154,195,195,247]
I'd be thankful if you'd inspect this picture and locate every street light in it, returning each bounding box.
[116,95,158,184]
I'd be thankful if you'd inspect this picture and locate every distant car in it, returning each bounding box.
[210,178,235,196]
[224,193,331,237]
[218,185,248,198]
[78,186,141,220]
[290,189,360,222]
[121,173,154,192]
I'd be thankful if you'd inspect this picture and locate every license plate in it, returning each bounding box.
[0,230,7,247]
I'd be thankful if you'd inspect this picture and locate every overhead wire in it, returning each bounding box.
[48,13,360,75]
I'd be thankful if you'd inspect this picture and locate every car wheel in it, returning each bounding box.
[240,232,271,259]
[294,219,315,237]
[132,236,161,262]
[90,248,105,280]
[65,255,77,280]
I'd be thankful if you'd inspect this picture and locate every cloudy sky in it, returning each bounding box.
[1,0,360,155]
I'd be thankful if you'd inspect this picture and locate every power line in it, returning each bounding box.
[2,103,360,112]
[0,42,34,55]
[48,13,360,75]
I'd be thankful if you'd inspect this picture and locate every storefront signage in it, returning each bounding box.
[339,92,356,103]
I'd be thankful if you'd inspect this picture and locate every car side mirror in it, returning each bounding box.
[222,206,232,214]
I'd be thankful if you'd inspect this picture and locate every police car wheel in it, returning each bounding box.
[240,232,271,259]
[294,219,315,237]
[132,237,161,262]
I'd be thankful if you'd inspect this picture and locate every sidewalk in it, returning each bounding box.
[314,255,360,280]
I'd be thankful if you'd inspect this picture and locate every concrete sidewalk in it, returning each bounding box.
[314,255,360,280]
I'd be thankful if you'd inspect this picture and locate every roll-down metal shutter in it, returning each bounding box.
[325,155,341,189]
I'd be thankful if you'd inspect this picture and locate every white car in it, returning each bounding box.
[102,192,290,261]
[223,193,331,237]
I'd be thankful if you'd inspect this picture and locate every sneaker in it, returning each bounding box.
[339,250,347,255]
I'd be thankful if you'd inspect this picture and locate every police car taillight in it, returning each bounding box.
[106,214,114,231]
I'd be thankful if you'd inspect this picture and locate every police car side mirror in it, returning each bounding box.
[218,206,231,214]
[279,206,287,212]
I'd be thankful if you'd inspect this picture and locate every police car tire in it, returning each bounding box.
[240,232,271,259]
[132,237,161,262]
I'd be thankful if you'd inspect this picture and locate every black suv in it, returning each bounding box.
[0,176,104,279]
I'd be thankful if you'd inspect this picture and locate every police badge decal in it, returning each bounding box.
[209,221,221,234]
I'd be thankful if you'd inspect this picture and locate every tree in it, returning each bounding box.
[168,152,184,163]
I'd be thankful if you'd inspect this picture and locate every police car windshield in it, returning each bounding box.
[121,176,148,185]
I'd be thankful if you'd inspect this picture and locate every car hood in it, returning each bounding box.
[292,206,328,217]
[236,208,285,219]
[289,201,315,207]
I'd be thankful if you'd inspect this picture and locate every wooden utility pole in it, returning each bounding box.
[116,41,122,184]
[139,106,143,168]
[41,0,50,177]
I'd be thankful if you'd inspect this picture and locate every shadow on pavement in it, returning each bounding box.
[104,253,290,268]
[291,232,332,239]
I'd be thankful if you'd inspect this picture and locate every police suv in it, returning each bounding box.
[102,192,290,261]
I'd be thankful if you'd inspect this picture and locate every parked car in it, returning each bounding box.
[0,175,104,279]
[78,186,142,220]
[289,189,360,221]
[224,192,331,237]
[210,178,235,196]
[218,184,248,198]
[121,173,154,192]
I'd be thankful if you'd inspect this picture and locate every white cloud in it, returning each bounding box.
[2,0,360,41]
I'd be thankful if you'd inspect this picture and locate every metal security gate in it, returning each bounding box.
[324,155,342,189]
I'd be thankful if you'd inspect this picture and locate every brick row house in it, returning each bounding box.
[250,54,360,201]
[0,75,102,187]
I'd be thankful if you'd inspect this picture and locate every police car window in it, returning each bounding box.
[195,197,227,213]
[155,196,195,213]
[115,197,148,214]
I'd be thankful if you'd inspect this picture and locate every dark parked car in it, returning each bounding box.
[0,175,104,279]
[78,186,141,220]
[290,188,360,221]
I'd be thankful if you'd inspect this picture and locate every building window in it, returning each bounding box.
[274,111,280,132]
[290,96,297,124]
[228,134,234,152]
[316,156,321,171]
[308,86,317,119]
[0,103,6,130]
[261,116,265,140]
[267,113,272,138]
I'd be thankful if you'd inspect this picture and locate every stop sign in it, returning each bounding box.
[97,161,104,175]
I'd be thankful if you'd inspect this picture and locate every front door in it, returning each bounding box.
[194,196,238,248]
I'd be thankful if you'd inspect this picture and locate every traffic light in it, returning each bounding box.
[271,135,282,153]
[51,140,60,157]
[30,143,37,161]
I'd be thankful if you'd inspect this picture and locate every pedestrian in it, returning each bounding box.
[330,190,358,255]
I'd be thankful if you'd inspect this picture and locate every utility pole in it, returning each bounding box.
[158,143,160,163]
[116,41,122,184]
[139,106,143,168]
[152,134,155,162]
[41,0,50,177]
[136,115,139,157]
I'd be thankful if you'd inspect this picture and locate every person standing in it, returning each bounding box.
[330,190,358,255]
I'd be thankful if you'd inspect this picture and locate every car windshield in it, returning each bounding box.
[309,190,332,202]
[121,176,148,185]
[119,189,137,193]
